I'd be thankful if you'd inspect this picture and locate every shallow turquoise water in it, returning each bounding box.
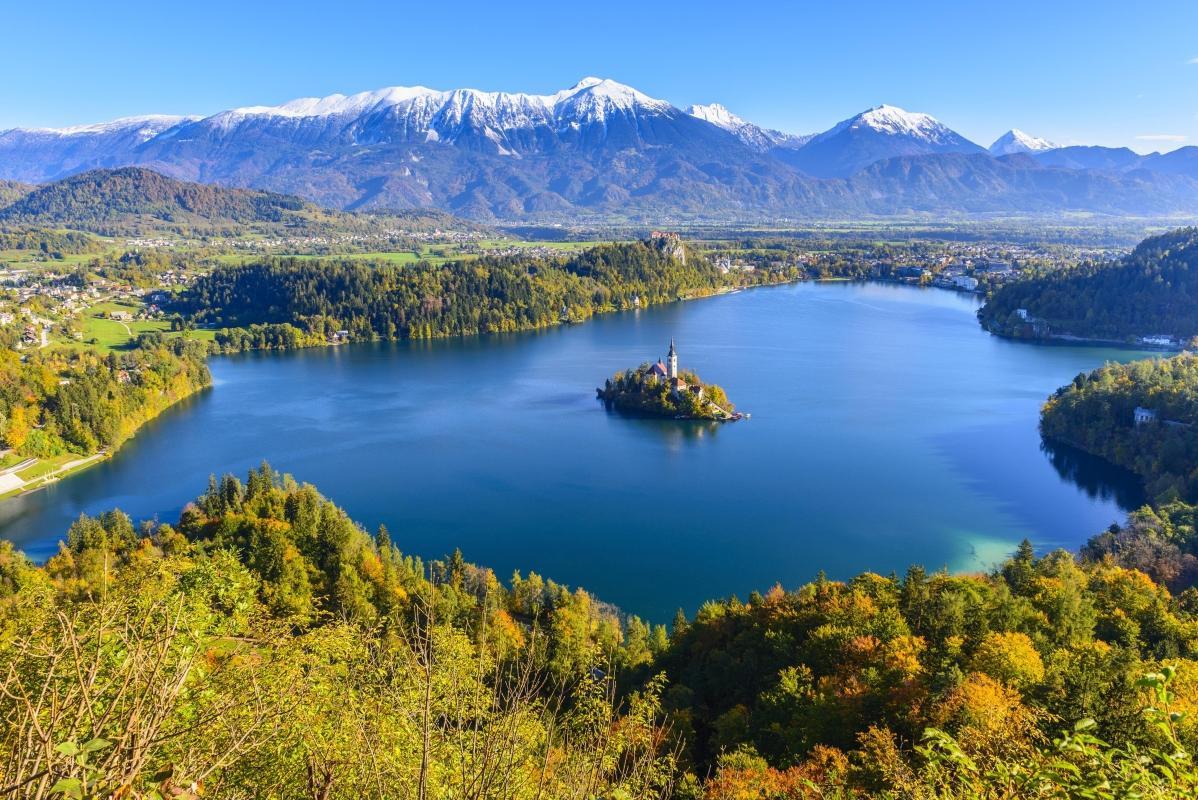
[0,282,1150,619]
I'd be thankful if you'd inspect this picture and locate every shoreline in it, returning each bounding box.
[0,451,109,501]
[5,276,793,503]
[0,377,211,504]
[12,275,1136,505]
[982,325,1184,353]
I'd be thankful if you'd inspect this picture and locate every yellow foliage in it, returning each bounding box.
[970,631,1046,689]
[936,672,1044,766]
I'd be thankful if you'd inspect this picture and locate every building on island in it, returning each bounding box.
[643,339,703,399]
[645,339,678,382]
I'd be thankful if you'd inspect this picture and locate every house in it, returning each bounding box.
[673,376,702,400]
[1134,407,1158,425]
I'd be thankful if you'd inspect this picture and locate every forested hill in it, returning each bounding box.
[0,167,313,233]
[979,227,1198,342]
[0,178,31,208]
[5,464,1198,797]
[1041,354,1198,503]
[0,167,487,238]
[180,239,789,349]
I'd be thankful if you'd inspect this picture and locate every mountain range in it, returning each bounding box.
[2,77,1198,222]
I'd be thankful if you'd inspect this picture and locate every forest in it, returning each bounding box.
[182,240,792,350]
[979,227,1198,341]
[0,336,209,459]
[1040,353,1198,503]
[0,168,473,240]
[3,463,1198,798]
[0,229,103,256]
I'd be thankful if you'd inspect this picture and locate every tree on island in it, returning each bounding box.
[598,341,738,421]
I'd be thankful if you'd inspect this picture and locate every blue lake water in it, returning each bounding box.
[0,281,1150,620]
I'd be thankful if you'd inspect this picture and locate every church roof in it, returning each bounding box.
[648,361,668,377]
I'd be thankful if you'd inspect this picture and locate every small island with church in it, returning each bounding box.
[597,340,744,421]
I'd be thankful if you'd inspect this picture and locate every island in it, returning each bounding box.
[597,339,743,421]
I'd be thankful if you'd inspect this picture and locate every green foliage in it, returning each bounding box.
[0,336,210,457]
[9,466,1198,796]
[183,240,786,350]
[646,552,1198,788]
[913,667,1197,799]
[0,228,103,254]
[598,365,736,420]
[0,466,681,799]
[0,167,310,236]
[1041,353,1198,502]
[980,227,1198,341]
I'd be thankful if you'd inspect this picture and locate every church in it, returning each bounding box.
[644,340,702,400]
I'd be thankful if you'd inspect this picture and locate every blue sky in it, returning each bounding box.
[4,0,1198,152]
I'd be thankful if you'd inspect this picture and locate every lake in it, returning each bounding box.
[0,281,1151,620]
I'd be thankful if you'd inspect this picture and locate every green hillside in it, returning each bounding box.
[980,227,1198,341]
[0,167,488,239]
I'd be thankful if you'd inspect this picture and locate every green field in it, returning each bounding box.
[59,300,216,353]
[0,249,102,271]
[16,453,80,482]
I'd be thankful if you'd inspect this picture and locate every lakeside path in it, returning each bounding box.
[0,451,108,500]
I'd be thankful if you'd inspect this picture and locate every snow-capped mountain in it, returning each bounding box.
[778,104,984,178]
[989,129,1055,156]
[3,79,1198,220]
[181,77,683,155]
[685,103,812,152]
[0,115,197,182]
[27,115,195,139]
[101,78,800,216]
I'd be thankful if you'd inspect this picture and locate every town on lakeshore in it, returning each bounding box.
[597,339,743,421]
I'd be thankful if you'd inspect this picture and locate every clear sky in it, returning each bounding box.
[4,0,1198,152]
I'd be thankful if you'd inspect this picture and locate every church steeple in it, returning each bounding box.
[667,339,678,379]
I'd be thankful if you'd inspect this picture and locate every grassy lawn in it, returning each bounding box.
[0,250,101,271]
[55,300,217,353]
[16,453,81,482]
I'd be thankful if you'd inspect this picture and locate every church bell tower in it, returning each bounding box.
[667,339,678,379]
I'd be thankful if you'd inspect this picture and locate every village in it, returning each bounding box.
[0,263,196,351]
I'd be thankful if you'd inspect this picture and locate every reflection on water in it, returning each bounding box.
[598,403,723,447]
[1040,437,1147,510]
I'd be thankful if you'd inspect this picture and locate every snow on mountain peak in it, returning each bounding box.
[989,128,1056,155]
[686,103,745,130]
[207,78,670,132]
[555,78,671,117]
[853,105,949,138]
[804,103,971,151]
[15,115,197,139]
